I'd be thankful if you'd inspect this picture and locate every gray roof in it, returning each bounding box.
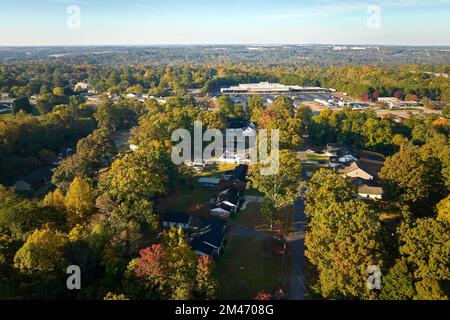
[15,167,53,188]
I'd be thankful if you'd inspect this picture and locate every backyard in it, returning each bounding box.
[216,235,284,300]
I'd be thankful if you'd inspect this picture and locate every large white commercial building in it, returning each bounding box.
[378,97,420,109]
[221,82,333,95]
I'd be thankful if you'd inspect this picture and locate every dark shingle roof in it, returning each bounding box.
[162,212,191,224]
[190,218,226,255]
[214,187,239,206]
[233,164,248,182]
[17,167,53,188]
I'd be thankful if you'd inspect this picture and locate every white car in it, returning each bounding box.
[306,149,315,154]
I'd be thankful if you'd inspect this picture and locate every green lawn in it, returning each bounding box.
[194,163,237,178]
[216,235,283,300]
[233,203,269,231]
[306,153,330,161]
[155,188,217,214]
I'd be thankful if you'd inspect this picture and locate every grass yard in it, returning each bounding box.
[306,153,330,161]
[155,188,217,214]
[216,235,283,300]
[194,163,237,178]
[234,198,294,235]
[233,202,268,230]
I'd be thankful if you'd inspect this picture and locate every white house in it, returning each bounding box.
[357,183,383,200]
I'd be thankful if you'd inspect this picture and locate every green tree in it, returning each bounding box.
[250,150,302,229]
[14,228,67,274]
[12,97,32,114]
[0,187,61,241]
[399,218,450,281]
[65,177,96,226]
[305,200,383,299]
[52,130,116,191]
[414,278,448,300]
[303,169,356,217]
[195,256,218,299]
[436,195,450,224]
[379,145,440,209]
[132,228,197,299]
[379,259,415,300]
[53,87,65,96]
[442,104,450,118]
[247,95,263,115]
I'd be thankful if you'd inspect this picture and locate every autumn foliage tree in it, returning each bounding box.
[65,177,96,226]
[195,256,218,299]
[14,228,67,274]
[132,228,197,300]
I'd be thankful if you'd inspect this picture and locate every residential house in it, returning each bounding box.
[198,177,222,189]
[338,154,358,163]
[357,182,383,200]
[162,212,192,230]
[13,167,53,192]
[210,187,240,218]
[225,119,256,138]
[339,161,374,181]
[323,143,353,158]
[189,218,227,256]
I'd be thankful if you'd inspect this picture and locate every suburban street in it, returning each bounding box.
[286,171,310,300]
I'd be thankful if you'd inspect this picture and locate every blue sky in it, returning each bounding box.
[1,0,450,45]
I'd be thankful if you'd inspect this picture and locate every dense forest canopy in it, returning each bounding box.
[1,63,449,102]
[1,46,450,66]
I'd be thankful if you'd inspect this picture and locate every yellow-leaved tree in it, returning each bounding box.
[65,177,95,226]
[14,228,67,274]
